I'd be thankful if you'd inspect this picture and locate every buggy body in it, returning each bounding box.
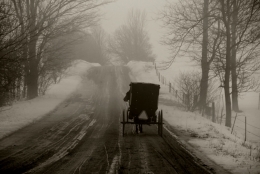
[121,82,163,136]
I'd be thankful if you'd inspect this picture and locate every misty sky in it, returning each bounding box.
[99,0,177,62]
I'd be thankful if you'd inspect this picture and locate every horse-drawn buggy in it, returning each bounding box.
[121,82,163,136]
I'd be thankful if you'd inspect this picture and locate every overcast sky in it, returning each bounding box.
[99,0,174,62]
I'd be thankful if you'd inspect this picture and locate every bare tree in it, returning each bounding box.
[0,0,24,106]
[231,0,239,112]
[10,0,109,99]
[175,71,200,111]
[90,25,109,64]
[200,0,209,111]
[175,71,219,111]
[160,0,221,110]
[213,0,260,114]
[231,0,260,111]
[38,32,83,95]
[218,0,232,127]
[161,0,260,127]
[108,9,155,63]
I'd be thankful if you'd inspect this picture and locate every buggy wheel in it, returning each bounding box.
[127,109,129,122]
[122,110,125,136]
[158,111,161,135]
[140,124,143,133]
[160,110,163,137]
[158,110,163,137]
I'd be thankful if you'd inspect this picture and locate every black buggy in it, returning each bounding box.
[121,82,163,136]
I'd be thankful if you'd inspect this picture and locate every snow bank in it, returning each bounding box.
[162,104,260,173]
[126,61,160,84]
[0,60,99,139]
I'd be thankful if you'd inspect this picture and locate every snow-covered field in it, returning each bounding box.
[127,61,260,174]
[154,60,260,145]
[0,60,100,139]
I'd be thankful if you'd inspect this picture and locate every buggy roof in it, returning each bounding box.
[130,82,160,87]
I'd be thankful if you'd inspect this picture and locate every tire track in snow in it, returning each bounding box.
[25,118,96,173]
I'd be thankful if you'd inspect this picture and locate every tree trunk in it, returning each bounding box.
[199,0,209,111]
[26,0,39,100]
[222,0,232,127]
[231,0,239,112]
[27,62,38,99]
[199,64,209,109]
[27,39,38,99]
[23,63,29,98]
[12,0,29,99]
[224,66,232,127]
[22,42,29,98]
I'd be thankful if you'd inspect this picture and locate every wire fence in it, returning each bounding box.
[232,114,260,141]
[154,62,260,143]
[154,62,188,106]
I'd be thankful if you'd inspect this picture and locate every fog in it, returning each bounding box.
[99,0,176,62]
[1,0,260,173]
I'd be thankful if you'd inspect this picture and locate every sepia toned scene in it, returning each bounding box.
[0,0,260,173]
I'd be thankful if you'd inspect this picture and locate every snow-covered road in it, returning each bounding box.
[0,65,215,174]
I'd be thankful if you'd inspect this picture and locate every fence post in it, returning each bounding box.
[193,95,198,108]
[231,113,237,134]
[163,76,164,84]
[154,62,156,71]
[161,75,163,84]
[212,102,215,123]
[220,107,224,125]
[169,83,171,93]
[245,116,247,142]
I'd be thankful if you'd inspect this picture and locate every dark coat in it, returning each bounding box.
[124,90,130,102]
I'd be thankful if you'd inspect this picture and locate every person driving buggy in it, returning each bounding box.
[123,89,130,102]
